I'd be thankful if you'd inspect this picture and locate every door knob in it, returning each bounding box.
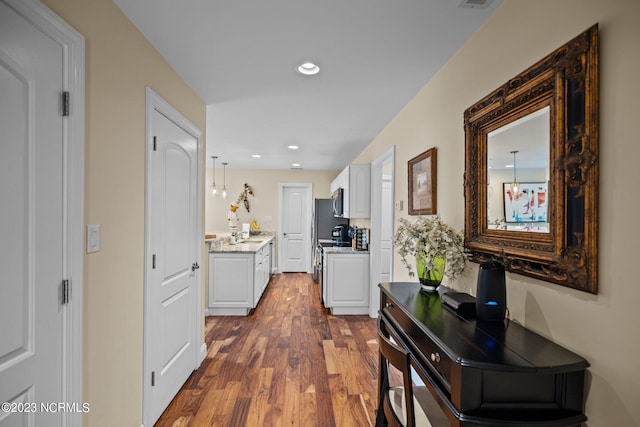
[191,262,200,272]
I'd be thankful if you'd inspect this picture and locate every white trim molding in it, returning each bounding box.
[369,146,395,318]
[143,87,205,427]
[277,182,313,274]
[4,1,86,426]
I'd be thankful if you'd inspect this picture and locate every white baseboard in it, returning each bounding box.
[199,343,207,364]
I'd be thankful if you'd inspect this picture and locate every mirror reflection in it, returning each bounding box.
[487,107,550,233]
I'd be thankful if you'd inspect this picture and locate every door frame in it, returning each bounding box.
[278,182,313,273]
[4,1,86,426]
[369,146,395,317]
[143,87,205,427]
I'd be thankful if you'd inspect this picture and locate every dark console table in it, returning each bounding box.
[377,282,589,427]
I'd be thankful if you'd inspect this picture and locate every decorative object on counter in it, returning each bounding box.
[408,147,437,215]
[205,234,217,239]
[227,203,238,232]
[236,183,254,212]
[415,254,445,291]
[210,156,219,196]
[250,220,262,235]
[394,216,467,292]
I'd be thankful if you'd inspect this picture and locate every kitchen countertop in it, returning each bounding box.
[208,235,274,254]
[323,246,369,254]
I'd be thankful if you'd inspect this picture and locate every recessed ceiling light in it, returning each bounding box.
[297,62,320,76]
[252,154,262,158]
[292,163,301,167]
[287,145,299,150]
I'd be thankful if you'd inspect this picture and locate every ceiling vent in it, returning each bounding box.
[459,0,493,9]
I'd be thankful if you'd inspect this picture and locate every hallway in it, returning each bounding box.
[155,273,379,426]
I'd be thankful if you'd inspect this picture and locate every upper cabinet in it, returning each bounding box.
[331,164,371,218]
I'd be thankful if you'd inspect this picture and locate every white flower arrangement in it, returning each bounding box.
[394,216,468,282]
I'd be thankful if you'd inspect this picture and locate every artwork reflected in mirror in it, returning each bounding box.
[487,107,550,232]
[464,25,599,294]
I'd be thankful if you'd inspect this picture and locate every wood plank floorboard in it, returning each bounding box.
[155,273,379,427]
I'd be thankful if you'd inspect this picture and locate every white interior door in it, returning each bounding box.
[145,92,202,426]
[0,1,83,425]
[370,147,395,317]
[279,183,312,272]
[380,165,394,281]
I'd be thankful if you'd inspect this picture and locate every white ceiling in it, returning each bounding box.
[114,0,502,170]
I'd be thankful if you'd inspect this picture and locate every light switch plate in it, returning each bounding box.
[87,224,100,253]
[395,200,404,211]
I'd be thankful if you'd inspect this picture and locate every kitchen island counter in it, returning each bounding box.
[207,233,274,254]
[323,249,369,315]
[207,234,275,316]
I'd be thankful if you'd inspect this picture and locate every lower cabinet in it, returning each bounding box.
[325,252,370,315]
[253,245,270,307]
[208,244,272,316]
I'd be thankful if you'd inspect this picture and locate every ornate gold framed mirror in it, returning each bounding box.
[464,25,599,293]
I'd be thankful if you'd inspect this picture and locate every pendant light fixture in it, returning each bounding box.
[510,150,520,196]
[210,156,219,196]
[221,162,228,199]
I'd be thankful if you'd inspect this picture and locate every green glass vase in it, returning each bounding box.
[416,254,446,292]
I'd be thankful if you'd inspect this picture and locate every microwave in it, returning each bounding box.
[332,188,344,217]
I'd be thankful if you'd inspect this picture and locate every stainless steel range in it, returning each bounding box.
[312,198,347,283]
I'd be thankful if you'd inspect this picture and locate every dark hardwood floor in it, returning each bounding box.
[155,273,379,427]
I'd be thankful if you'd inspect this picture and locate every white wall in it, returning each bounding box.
[205,168,338,234]
[353,1,640,425]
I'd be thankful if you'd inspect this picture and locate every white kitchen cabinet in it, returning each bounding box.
[253,244,271,307]
[208,252,253,315]
[208,237,273,316]
[330,164,371,218]
[325,252,370,315]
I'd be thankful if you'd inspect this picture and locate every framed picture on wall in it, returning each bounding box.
[503,182,548,223]
[408,147,437,215]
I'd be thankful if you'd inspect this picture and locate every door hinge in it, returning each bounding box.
[62,91,70,116]
[151,371,155,386]
[152,254,156,269]
[62,279,70,304]
[153,136,157,151]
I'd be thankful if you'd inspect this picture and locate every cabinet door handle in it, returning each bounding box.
[191,262,200,272]
[431,352,441,363]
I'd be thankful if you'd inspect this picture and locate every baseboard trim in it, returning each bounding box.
[199,343,207,365]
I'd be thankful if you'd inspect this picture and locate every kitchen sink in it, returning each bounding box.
[239,237,266,243]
